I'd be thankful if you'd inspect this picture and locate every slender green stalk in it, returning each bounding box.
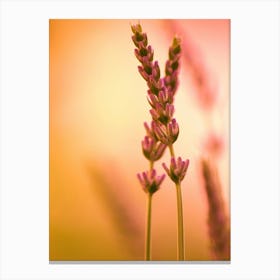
[144,160,154,261]
[150,160,154,170]
[176,182,184,260]
[169,144,185,260]
[169,144,175,157]
[145,192,153,260]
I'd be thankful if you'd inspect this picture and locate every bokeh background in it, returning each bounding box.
[49,19,230,261]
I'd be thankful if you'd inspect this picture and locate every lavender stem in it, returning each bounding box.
[168,143,185,260]
[168,144,175,157]
[176,182,185,260]
[145,192,153,260]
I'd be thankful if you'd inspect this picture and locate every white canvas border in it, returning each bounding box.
[0,0,279,279]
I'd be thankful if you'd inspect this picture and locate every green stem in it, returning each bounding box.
[144,160,154,261]
[176,182,185,260]
[150,160,154,170]
[169,144,185,260]
[145,193,152,260]
[169,144,175,157]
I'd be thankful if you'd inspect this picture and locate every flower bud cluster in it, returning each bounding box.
[153,119,179,145]
[141,135,166,162]
[131,24,181,146]
[137,169,165,194]
[164,37,181,95]
[138,122,167,194]
[162,157,189,184]
[132,23,189,193]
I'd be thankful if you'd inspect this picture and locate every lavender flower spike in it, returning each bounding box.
[131,24,162,95]
[162,157,189,184]
[137,169,166,194]
[132,24,186,260]
[131,25,148,48]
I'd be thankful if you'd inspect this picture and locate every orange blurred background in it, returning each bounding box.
[49,19,230,261]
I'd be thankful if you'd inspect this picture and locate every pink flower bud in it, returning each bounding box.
[165,61,173,76]
[147,77,163,95]
[138,66,150,81]
[147,93,158,109]
[147,46,154,61]
[134,45,154,65]
[153,122,168,144]
[167,118,179,141]
[137,169,165,194]
[149,108,160,121]
[144,121,158,141]
[149,103,174,125]
[132,32,148,48]
[158,90,174,105]
[141,136,167,161]
[152,61,160,81]
[141,136,154,159]
[162,157,189,184]
[152,120,178,145]
[165,103,175,119]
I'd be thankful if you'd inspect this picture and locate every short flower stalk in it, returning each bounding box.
[163,157,189,260]
[137,169,165,260]
[132,23,190,261]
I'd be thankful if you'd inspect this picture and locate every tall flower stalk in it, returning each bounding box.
[132,23,189,261]
[132,23,166,260]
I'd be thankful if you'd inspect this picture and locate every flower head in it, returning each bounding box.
[153,118,179,145]
[137,169,165,194]
[162,157,189,184]
[150,103,174,125]
[164,36,181,95]
[134,45,154,64]
[147,90,172,108]
[169,37,181,59]
[141,136,167,161]
[131,24,148,48]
